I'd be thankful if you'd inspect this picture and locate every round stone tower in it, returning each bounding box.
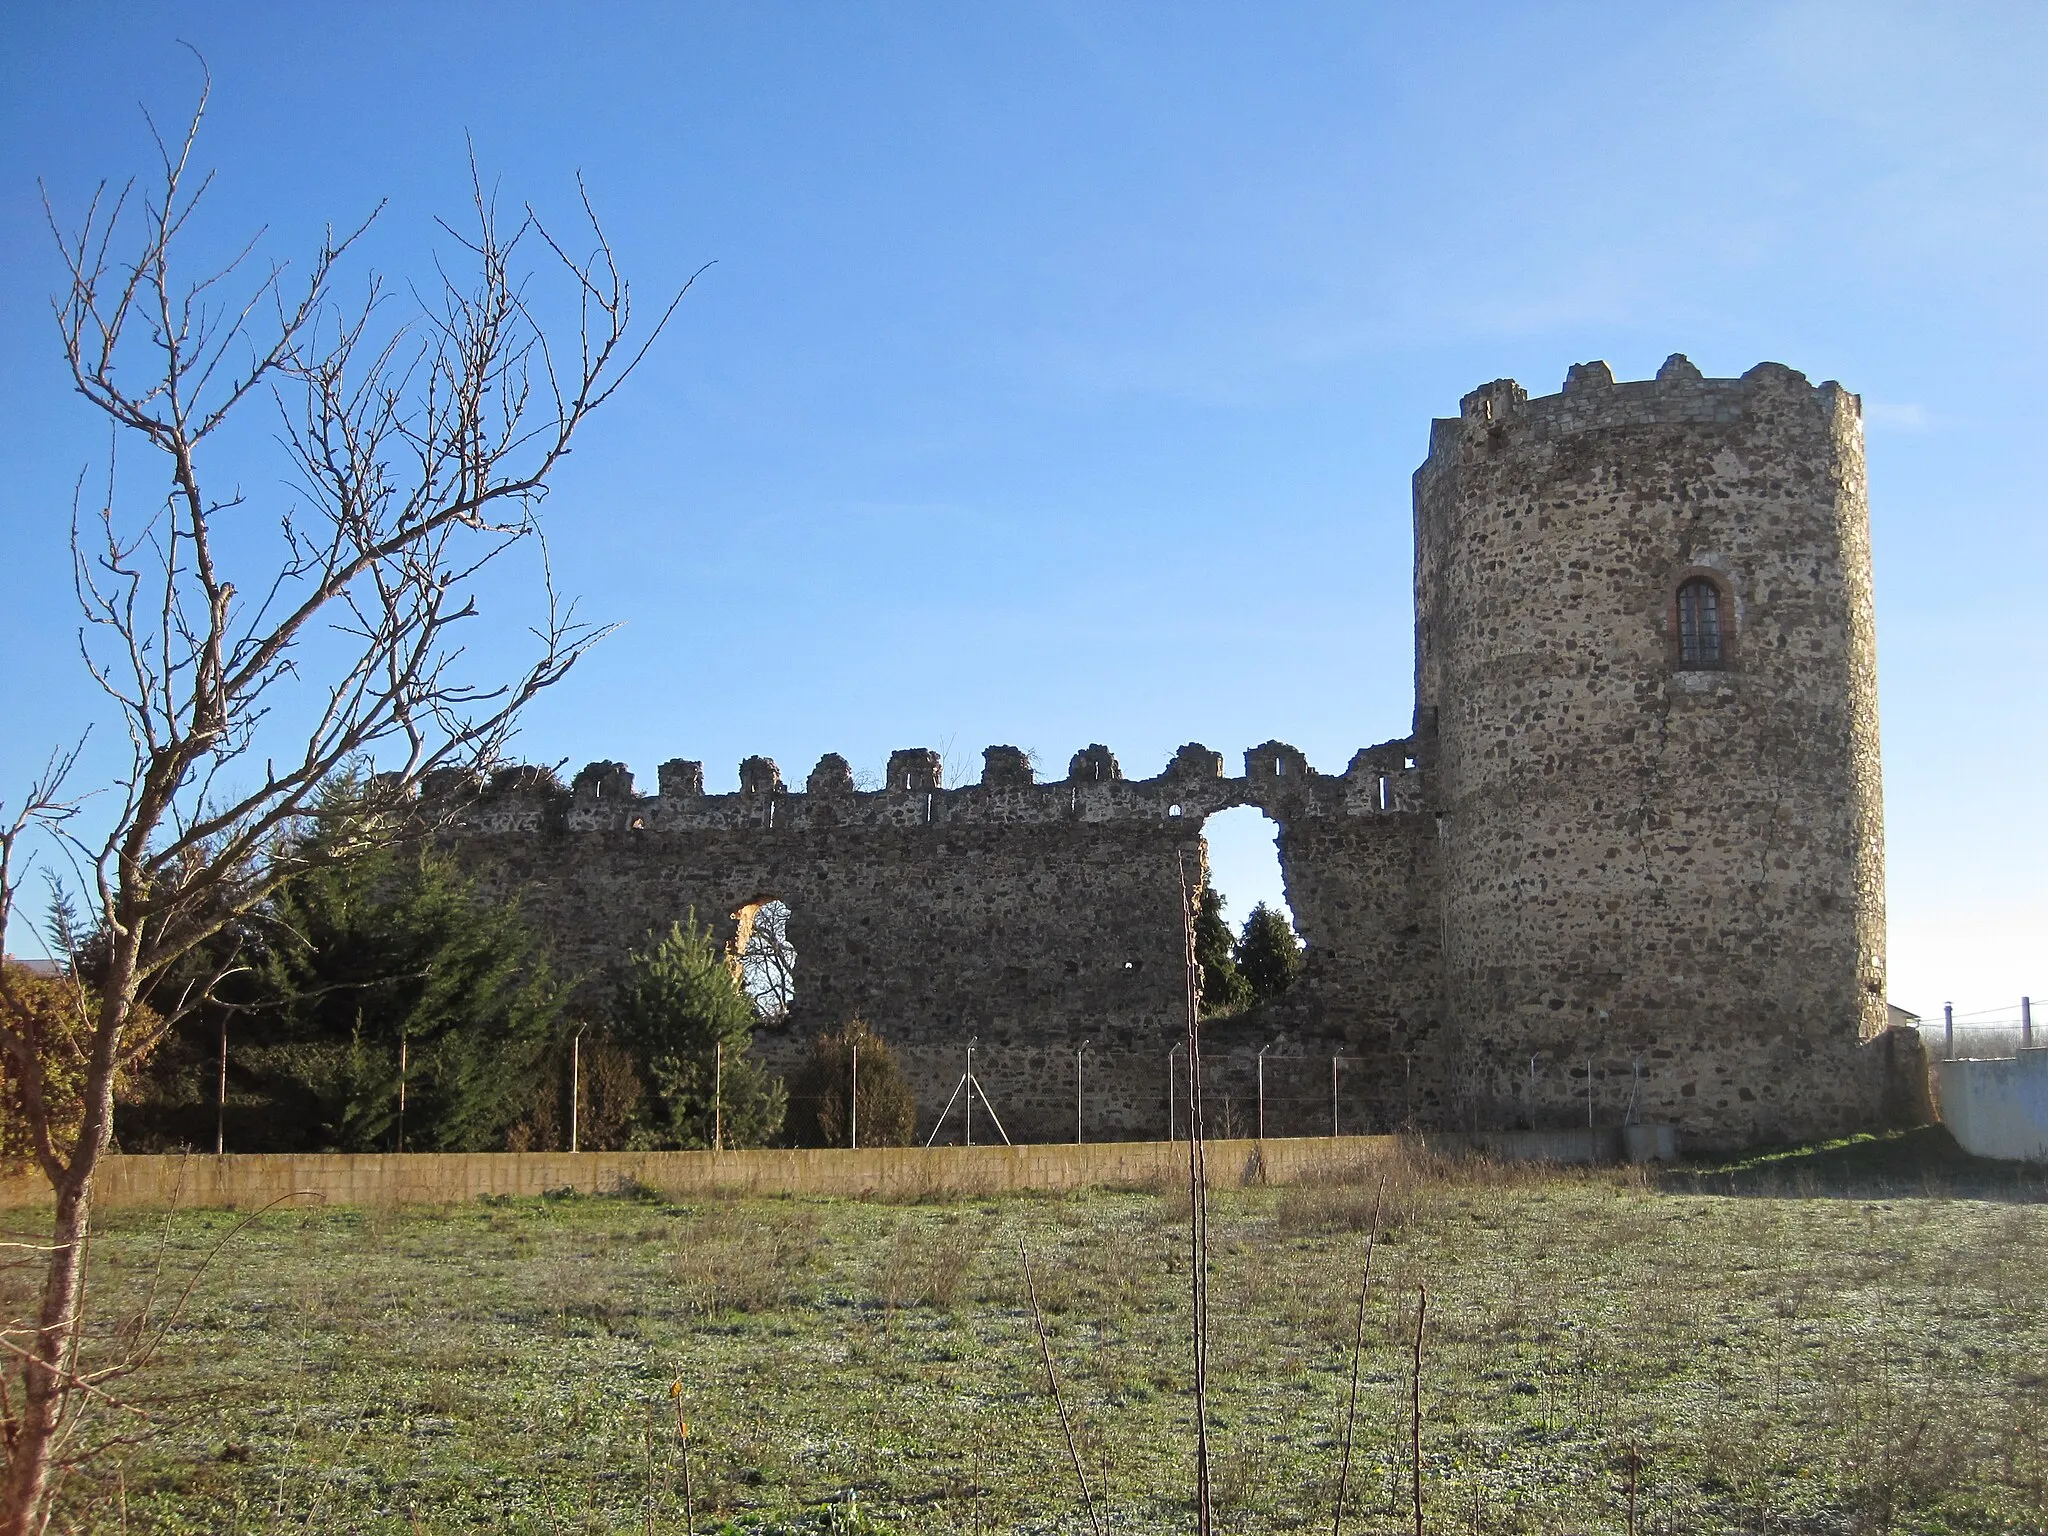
[1412,356,1886,1146]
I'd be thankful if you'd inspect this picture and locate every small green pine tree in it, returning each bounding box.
[1235,902,1303,1005]
[611,916,786,1148]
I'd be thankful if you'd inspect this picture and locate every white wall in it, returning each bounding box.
[1937,1050,2048,1161]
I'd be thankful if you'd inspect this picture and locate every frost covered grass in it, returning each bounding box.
[38,1130,2048,1533]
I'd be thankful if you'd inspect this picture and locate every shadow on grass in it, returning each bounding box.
[1664,1123,2048,1201]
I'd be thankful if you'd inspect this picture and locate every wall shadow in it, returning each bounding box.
[1660,1124,2048,1203]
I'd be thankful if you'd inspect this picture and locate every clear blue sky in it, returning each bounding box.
[2,3,2041,1019]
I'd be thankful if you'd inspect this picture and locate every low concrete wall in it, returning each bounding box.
[1938,1051,2048,1161]
[0,1126,1653,1210]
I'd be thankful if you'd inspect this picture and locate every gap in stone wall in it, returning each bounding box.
[735,898,797,1020]
[1202,804,1298,943]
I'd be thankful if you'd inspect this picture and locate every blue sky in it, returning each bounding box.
[1,2,2041,1018]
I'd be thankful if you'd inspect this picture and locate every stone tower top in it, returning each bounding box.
[1422,356,1860,469]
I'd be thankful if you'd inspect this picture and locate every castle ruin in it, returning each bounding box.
[443,356,1902,1151]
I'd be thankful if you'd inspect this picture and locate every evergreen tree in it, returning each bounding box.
[121,778,565,1153]
[610,917,785,1148]
[1194,883,1252,1016]
[787,1018,916,1147]
[259,844,564,1150]
[1236,902,1303,1004]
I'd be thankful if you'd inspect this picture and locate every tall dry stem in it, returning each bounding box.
[1331,1175,1388,1536]
[1020,1240,1103,1536]
[1410,1283,1428,1536]
[1178,852,1213,1536]
[673,1388,693,1536]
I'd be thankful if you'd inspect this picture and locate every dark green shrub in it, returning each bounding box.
[787,1018,916,1147]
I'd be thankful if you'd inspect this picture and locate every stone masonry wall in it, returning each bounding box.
[440,745,1437,1145]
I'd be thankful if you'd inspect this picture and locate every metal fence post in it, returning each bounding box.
[1944,1001,1953,1059]
[1075,1040,1088,1145]
[1257,1042,1275,1141]
[217,1020,228,1158]
[2026,996,2035,1050]
[1168,1043,1183,1142]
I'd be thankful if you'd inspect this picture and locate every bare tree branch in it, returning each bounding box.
[0,61,684,1530]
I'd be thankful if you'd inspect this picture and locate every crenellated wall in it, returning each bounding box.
[437,742,1439,1144]
[444,355,1902,1152]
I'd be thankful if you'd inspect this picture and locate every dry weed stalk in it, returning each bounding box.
[1331,1175,1388,1536]
[670,1381,695,1536]
[1409,1283,1428,1536]
[1019,1240,1103,1536]
[1178,853,1213,1536]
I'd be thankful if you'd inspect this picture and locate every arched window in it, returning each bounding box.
[1676,577,1726,668]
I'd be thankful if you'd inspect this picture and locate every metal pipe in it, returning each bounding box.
[1075,1040,1089,1144]
[1256,1042,1275,1140]
[1168,1043,1184,1141]
[216,1020,227,1157]
[571,1024,586,1153]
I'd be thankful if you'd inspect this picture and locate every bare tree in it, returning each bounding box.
[0,69,687,1530]
[737,899,796,1020]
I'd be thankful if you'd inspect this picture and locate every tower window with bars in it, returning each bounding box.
[1677,576,1726,668]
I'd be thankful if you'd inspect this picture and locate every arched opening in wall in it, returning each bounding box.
[732,899,797,1021]
[1199,805,1302,1019]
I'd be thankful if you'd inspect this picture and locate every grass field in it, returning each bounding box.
[33,1131,2048,1534]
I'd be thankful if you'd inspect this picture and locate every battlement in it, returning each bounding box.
[431,738,1429,837]
[423,351,1888,1153]
[1421,355,1861,468]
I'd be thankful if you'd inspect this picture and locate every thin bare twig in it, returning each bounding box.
[1020,1240,1104,1536]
